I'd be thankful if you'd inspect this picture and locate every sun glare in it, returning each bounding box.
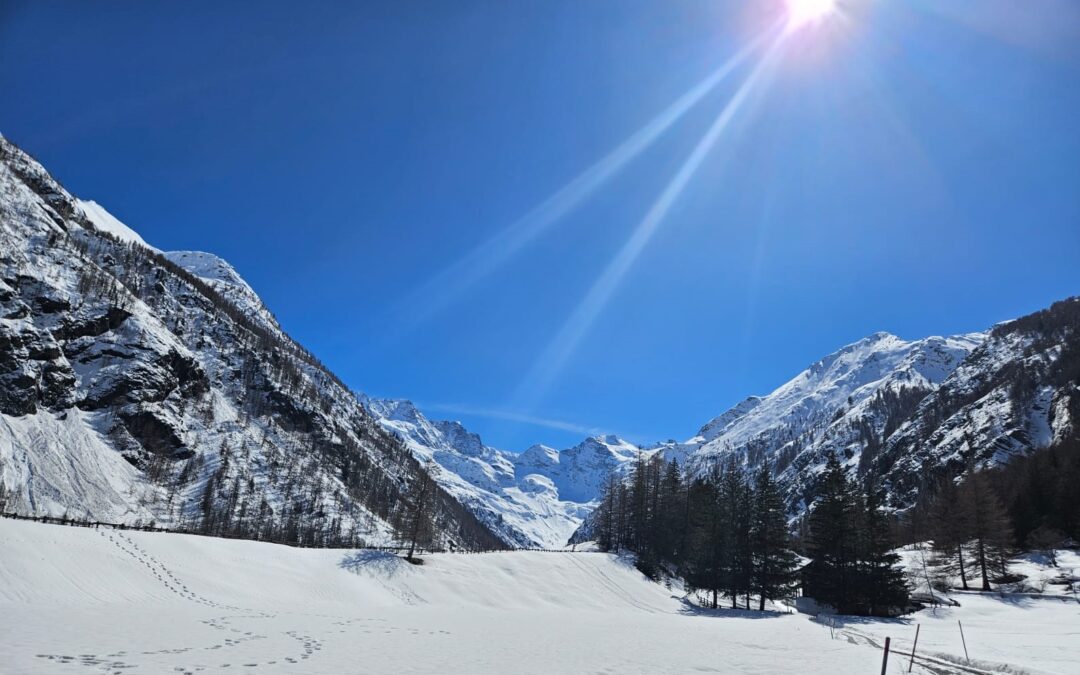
[785,0,837,30]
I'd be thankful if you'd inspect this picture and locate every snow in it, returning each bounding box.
[692,333,984,465]
[360,396,646,548]
[844,546,1080,675]
[361,331,992,544]
[0,409,159,522]
[4,518,1076,674]
[76,199,153,249]
[164,251,279,330]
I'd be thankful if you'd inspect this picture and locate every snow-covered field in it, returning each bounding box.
[2,519,1077,674]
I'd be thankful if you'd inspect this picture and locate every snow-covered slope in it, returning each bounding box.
[359,396,643,548]
[163,251,281,331]
[76,199,152,249]
[0,134,503,550]
[655,302,1077,517]
[4,517,1074,674]
[673,332,985,510]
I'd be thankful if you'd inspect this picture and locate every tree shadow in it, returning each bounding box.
[812,613,914,629]
[339,550,408,578]
[676,596,786,619]
[950,589,1047,608]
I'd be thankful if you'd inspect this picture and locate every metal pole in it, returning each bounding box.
[958,620,969,663]
[881,636,891,675]
[908,624,920,672]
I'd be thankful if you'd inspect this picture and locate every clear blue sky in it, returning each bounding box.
[2,1,1078,450]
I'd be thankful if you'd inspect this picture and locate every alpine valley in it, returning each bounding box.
[1,133,1077,550]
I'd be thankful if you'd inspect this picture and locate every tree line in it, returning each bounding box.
[594,451,910,616]
[902,435,1080,586]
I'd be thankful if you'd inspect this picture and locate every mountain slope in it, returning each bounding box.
[872,297,1080,505]
[663,332,983,510]
[0,134,503,550]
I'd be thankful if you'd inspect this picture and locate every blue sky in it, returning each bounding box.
[2,1,1078,450]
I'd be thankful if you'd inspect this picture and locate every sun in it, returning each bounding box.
[785,0,838,30]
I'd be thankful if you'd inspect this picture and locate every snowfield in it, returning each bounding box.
[3,519,1078,674]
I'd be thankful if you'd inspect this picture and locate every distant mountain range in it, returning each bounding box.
[1,132,1076,549]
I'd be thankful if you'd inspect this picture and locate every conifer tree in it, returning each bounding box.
[399,462,437,561]
[804,451,857,611]
[930,477,972,590]
[683,477,722,608]
[751,463,798,610]
[959,469,1013,590]
[858,481,909,615]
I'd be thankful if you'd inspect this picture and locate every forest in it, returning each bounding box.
[592,452,908,616]
[594,433,1080,616]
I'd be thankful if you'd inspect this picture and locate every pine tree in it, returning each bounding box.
[683,477,722,608]
[858,481,909,616]
[804,451,857,612]
[655,459,684,562]
[717,463,751,608]
[751,463,798,610]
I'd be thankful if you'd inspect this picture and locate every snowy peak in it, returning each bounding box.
[699,331,984,457]
[432,420,487,458]
[552,435,646,503]
[564,435,640,463]
[517,444,560,468]
[77,200,152,249]
[164,250,279,331]
[165,251,253,294]
[698,396,763,442]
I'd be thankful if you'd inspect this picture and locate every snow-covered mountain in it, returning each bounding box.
[0,134,503,550]
[668,332,986,510]
[163,250,281,331]
[871,297,1080,506]
[358,395,643,548]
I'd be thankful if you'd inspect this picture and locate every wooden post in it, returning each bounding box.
[908,624,920,672]
[958,620,969,663]
[881,636,891,675]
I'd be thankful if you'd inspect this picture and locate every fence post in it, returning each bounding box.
[908,624,920,672]
[880,636,891,675]
[958,620,969,663]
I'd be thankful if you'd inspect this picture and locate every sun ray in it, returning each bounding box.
[513,39,788,406]
[388,30,777,334]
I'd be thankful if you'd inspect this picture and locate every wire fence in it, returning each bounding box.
[0,511,592,555]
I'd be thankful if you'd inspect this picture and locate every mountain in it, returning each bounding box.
[871,297,1080,505]
[666,300,1077,515]
[0,133,503,550]
[672,332,986,510]
[2,131,1074,552]
[358,395,643,548]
